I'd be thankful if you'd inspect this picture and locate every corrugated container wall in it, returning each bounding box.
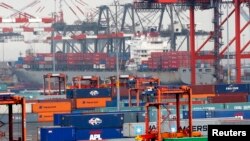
[224,102,250,110]
[40,127,75,141]
[0,113,38,123]
[213,110,250,119]
[190,85,215,94]
[60,113,124,129]
[32,102,71,113]
[208,94,248,103]
[74,98,111,108]
[0,103,32,114]
[215,84,249,94]
[66,88,111,99]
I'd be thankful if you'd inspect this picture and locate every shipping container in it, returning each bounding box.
[66,88,111,99]
[123,118,235,137]
[248,95,250,102]
[224,102,250,110]
[0,103,32,114]
[75,97,111,108]
[60,113,124,129]
[184,110,250,119]
[40,127,75,141]
[208,94,248,103]
[183,111,215,119]
[38,112,70,122]
[0,113,38,123]
[106,100,118,107]
[213,110,250,119]
[54,113,77,126]
[215,84,249,94]
[189,103,224,111]
[75,128,123,140]
[32,102,71,113]
[190,85,215,94]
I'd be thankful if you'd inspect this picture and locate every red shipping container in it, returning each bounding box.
[208,93,248,103]
[190,85,215,94]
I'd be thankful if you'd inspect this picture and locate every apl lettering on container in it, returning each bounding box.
[75,128,123,140]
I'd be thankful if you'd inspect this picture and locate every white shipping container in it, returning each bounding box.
[123,118,240,137]
[0,103,32,114]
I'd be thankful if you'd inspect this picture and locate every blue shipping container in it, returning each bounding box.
[248,95,250,102]
[61,113,124,129]
[75,128,123,140]
[66,88,111,99]
[40,127,75,141]
[214,110,250,119]
[183,111,214,119]
[106,100,117,107]
[54,113,84,126]
[215,84,249,94]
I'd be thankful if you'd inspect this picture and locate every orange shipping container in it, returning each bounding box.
[76,98,111,108]
[32,102,71,113]
[38,112,70,122]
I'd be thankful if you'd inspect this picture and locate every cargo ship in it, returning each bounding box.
[13,33,216,87]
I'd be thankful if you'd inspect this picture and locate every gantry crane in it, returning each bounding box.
[128,76,160,106]
[0,93,26,141]
[43,73,66,95]
[71,75,100,89]
[134,0,250,84]
[136,86,201,141]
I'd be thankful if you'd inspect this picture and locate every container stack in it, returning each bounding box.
[16,52,124,71]
[32,100,71,122]
[208,84,249,103]
[62,113,124,140]
[40,112,130,140]
[66,88,112,109]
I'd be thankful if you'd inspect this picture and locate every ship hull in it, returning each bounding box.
[14,67,215,86]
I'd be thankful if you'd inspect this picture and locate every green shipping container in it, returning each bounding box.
[224,102,250,110]
[95,106,143,112]
[0,84,8,92]
[183,103,224,110]
[163,137,208,141]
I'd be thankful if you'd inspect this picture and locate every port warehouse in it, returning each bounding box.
[2,83,250,140]
[14,51,212,71]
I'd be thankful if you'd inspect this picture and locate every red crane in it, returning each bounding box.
[134,0,250,84]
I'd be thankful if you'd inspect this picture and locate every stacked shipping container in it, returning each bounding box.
[66,88,112,108]
[16,52,124,70]
[31,101,71,122]
[16,51,213,71]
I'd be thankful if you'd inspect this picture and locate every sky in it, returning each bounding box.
[0,0,249,61]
